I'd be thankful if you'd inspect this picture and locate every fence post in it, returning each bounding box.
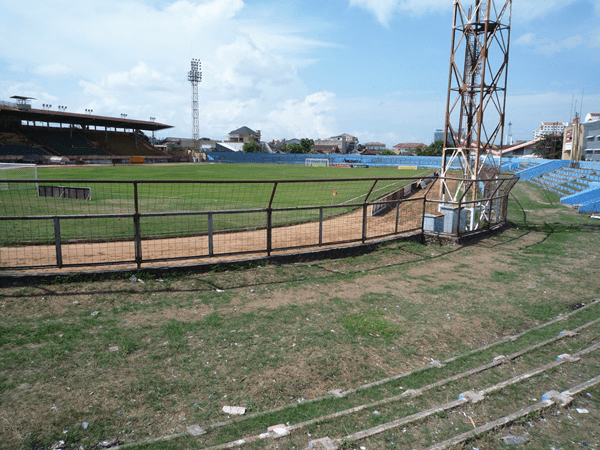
[208,212,214,257]
[133,182,142,269]
[363,180,378,243]
[395,200,401,234]
[53,217,63,268]
[362,205,368,243]
[319,207,323,246]
[457,198,463,239]
[266,182,278,256]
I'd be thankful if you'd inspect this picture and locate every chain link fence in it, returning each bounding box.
[0,174,517,271]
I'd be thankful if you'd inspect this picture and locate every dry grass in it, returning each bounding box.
[1,181,599,449]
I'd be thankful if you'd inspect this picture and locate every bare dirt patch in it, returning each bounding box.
[1,192,599,449]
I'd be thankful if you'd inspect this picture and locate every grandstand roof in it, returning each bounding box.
[492,139,538,156]
[0,103,172,132]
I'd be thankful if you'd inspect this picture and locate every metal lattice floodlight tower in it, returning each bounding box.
[441,0,512,220]
[188,58,202,150]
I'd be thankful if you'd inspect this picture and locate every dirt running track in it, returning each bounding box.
[1,199,427,273]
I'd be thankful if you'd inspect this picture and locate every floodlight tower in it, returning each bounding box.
[188,58,202,150]
[440,0,512,207]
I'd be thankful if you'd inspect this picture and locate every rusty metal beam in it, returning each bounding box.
[441,0,512,214]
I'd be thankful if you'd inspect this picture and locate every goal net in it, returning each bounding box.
[0,163,38,190]
[305,158,330,167]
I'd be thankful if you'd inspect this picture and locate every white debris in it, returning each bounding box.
[267,424,289,436]
[186,425,206,436]
[222,406,246,415]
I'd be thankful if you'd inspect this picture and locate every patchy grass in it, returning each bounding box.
[1,181,599,449]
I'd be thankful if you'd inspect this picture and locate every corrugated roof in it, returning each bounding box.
[394,143,426,148]
[229,126,257,136]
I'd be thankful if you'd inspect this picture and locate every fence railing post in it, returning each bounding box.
[362,205,368,243]
[208,212,214,257]
[457,198,463,238]
[133,182,142,269]
[53,217,63,268]
[319,207,323,246]
[395,201,401,234]
[363,180,379,243]
[266,182,279,256]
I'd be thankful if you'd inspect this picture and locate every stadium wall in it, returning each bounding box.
[205,152,549,173]
[205,152,445,167]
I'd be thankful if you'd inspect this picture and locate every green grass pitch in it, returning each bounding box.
[2,163,432,245]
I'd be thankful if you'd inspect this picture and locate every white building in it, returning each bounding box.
[533,121,568,140]
[585,113,600,123]
[328,134,359,153]
[363,142,386,154]
[562,114,600,162]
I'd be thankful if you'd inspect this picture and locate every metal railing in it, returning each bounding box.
[0,174,517,271]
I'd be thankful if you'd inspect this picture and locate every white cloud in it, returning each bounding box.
[0,0,337,141]
[540,36,584,55]
[335,93,446,147]
[349,0,401,26]
[347,0,594,26]
[2,1,596,146]
[396,0,447,15]
[82,62,173,92]
[515,32,584,55]
[267,92,337,139]
[32,64,71,78]
[515,33,537,46]
[513,0,578,21]
[347,0,581,25]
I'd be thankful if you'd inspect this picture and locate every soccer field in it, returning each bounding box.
[2,163,432,246]
[36,162,430,181]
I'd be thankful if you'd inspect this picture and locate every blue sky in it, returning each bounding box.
[1,0,599,147]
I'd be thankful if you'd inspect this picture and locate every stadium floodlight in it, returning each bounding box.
[58,105,67,111]
[121,113,127,118]
[188,58,202,150]
[85,109,93,115]
[150,117,156,140]
[188,58,202,83]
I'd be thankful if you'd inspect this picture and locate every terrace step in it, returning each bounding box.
[426,374,600,450]
[168,302,600,449]
[303,340,600,450]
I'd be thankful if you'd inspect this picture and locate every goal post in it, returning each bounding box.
[305,158,330,167]
[0,163,38,190]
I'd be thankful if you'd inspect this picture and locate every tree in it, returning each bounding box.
[286,138,314,154]
[300,138,314,153]
[381,149,395,156]
[413,140,444,157]
[285,143,303,153]
[533,135,563,159]
[242,140,264,153]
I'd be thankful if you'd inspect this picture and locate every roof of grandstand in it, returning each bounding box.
[0,102,172,132]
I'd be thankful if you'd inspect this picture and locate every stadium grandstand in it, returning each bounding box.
[0,96,174,163]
